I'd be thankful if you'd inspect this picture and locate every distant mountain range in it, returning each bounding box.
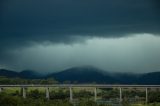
[0,66,160,84]
[0,69,43,79]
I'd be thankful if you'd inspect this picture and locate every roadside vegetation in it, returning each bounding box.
[0,77,160,106]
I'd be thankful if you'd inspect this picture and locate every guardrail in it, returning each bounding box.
[0,84,160,104]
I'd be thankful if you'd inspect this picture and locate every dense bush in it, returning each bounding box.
[50,89,70,100]
[0,76,58,85]
[28,89,45,99]
[148,91,160,103]
[0,95,22,106]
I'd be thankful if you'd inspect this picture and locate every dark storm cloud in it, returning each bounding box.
[0,0,160,50]
[0,0,160,72]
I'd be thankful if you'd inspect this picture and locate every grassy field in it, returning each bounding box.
[0,87,160,106]
[131,103,160,106]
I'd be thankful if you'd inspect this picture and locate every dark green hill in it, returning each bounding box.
[1,67,160,84]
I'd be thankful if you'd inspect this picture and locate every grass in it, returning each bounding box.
[131,103,160,106]
[1,87,160,106]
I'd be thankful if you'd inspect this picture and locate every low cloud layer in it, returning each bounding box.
[1,34,160,73]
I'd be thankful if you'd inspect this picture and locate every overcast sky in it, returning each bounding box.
[0,0,160,73]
